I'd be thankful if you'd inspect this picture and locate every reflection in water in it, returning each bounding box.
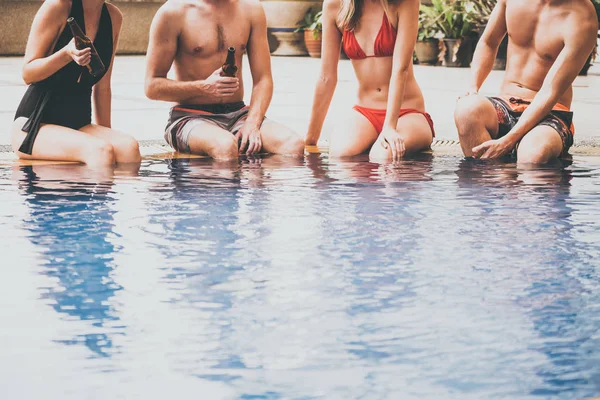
[15,164,122,357]
[1,155,600,399]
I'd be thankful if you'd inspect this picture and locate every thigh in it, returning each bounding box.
[80,124,140,162]
[184,119,237,156]
[455,95,501,138]
[80,124,136,146]
[516,125,564,164]
[257,119,293,150]
[11,117,107,162]
[329,108,379,157]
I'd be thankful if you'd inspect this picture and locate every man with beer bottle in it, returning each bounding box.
[145,0,304,158]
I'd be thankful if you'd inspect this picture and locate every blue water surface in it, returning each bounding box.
[0,153,599,400]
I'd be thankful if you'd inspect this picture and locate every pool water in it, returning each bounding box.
[0,153,599,399]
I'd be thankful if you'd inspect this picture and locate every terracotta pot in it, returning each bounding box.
[443,38,475,68]
[415,39,439,65]
[304,30,322,58]
[261,0,322,56]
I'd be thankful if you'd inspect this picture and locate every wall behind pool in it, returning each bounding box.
[0,0,435,56]
[0,0,164,56]
[0,0,434,56]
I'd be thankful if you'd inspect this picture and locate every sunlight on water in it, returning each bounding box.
[0,154,599,399]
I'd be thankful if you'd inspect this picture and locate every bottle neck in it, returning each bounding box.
[68,20,86,37]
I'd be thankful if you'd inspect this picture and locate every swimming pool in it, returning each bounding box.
[0,153,599,399]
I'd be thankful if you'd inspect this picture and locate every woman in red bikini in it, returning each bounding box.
[306,0,433,160]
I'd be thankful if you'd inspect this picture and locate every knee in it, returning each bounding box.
[282,134,305,156]
[114,135,141,163]
[516,131,561,165]
[329,144,358,158]
[454,95,488,134]
[83,141,116,167]
[10,118,28,153]
[517,141,553,164]
[329,136,360,158]
[517,146,550,164]
[210,135,238,159]
[368,139,391,161]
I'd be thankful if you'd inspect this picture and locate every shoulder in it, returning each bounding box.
[564,2,598,46]
[323,0,341,13]
[239,0,265,15]
[105,3,123,29]
[38,0,71,19]
[154,0,188,20]
[237,0,267,24]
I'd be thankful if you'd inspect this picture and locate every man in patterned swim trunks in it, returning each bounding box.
[144,0,304,159]
[454,0,598,163]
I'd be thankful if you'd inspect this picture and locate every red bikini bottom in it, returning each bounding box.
[352,106,435,137]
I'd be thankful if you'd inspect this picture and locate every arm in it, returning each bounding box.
[243,1,273,132]
[474,17,598,157]
[21,0,89,84]
[144,6,238,102]
[92,4,122,127]
[466,0,507,94]
[305,0,342,145]
[382,0,419,131]
[501,22,598,145]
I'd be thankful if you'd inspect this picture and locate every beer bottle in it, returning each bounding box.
[67,17,106,77]
[221,47,238,77]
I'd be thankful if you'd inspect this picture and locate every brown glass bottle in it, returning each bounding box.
[67,17,106,77]
[221,47,238,77]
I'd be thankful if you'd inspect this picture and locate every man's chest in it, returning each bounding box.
[505,0,565,61]
[178,9,251,57]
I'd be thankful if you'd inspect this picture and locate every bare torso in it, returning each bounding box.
[502,0,592,107]
[340,2,425,111]
[173,0,251,104]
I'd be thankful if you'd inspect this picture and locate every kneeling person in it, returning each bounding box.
[145,0,304,159]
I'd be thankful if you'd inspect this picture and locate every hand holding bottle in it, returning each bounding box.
[203,67,239,98]
[64,38,91,66]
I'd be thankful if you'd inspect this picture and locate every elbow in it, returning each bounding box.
[255,76,273,91]
[317,73,337,90]
[144,79,158,100]
[393,64,410,79]
[22,66,34,86]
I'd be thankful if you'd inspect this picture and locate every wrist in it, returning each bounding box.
[244,115,263,130]
[195,80,209,94]
[382,122,396,132]
[501,134,519,146]
[60,47,71,63]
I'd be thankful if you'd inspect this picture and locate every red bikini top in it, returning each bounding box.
[342,13,397,60]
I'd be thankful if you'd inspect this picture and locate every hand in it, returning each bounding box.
[235,125,262,155]
[458,87,479,100]
[64,38,91,66]
[204,68,239,98]
[472,138,514,159]
[379,127,405,161]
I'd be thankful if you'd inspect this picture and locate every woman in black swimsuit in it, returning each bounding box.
[11,0,140,167]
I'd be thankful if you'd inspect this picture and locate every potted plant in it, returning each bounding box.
[296,9,323,58]
[470,0,506,69]
[415,6,441,65]
[420,0,476,67]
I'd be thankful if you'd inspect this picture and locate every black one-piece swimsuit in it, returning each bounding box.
[14,0,113,155]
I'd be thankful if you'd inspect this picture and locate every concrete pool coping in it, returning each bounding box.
[3,138,600,167]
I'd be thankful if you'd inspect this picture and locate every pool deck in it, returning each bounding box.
[1,55,599,162]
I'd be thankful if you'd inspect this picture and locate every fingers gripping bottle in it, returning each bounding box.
[67,17,106,77]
